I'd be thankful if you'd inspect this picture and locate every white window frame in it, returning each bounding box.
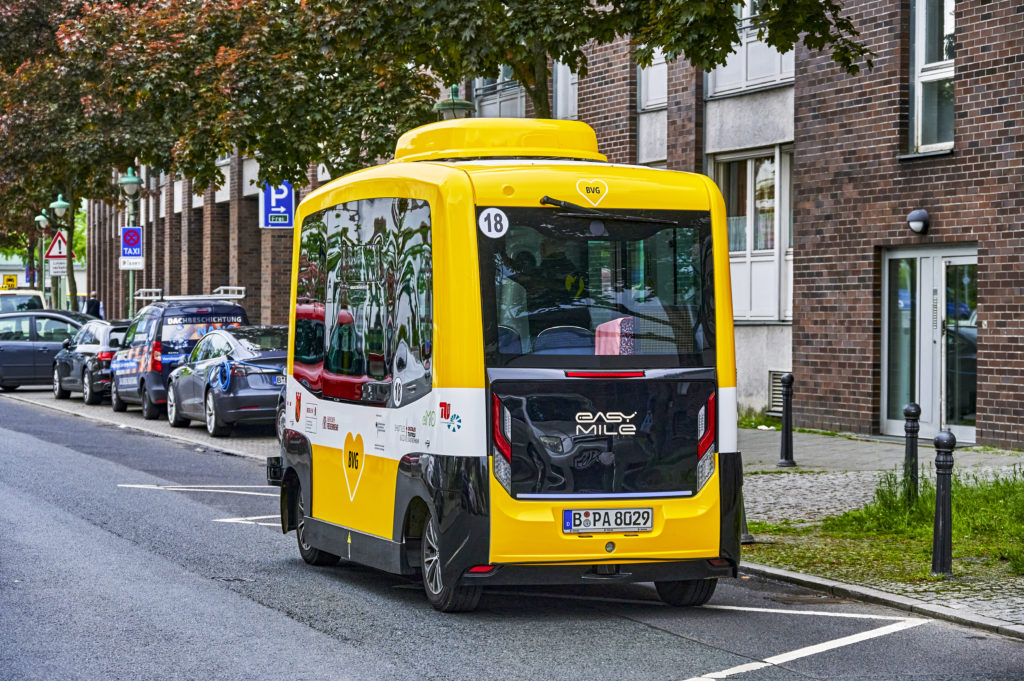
[714,146,793,321]
[913,0,955,153]
[637,48,667,111]
[707,1,793,97]
[552,60,578,120]
[473,66,526,118]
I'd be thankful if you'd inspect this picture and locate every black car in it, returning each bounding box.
[52,319,131,404]
[110,300,249,419]
[167,326,287,436]
[0,310,92,390]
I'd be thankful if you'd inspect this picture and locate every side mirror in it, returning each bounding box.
[61,338,71,349]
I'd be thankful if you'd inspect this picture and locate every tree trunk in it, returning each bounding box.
[64,188,78,310]
[529,44,552,119]
[27,242,35,288]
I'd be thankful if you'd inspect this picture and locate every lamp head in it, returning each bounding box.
[49,194,71,218]
[432,85,474,120]
[34,210,49,229]
[907,208,930,234]
[118,167,142,197]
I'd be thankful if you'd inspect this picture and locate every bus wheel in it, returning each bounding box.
[655,578,718,607]
[421,512,481,613]
[296,496,339,567]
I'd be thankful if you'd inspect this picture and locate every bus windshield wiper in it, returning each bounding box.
[539,195,678,226]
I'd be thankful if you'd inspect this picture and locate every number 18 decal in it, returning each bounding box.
[478,207,509,239]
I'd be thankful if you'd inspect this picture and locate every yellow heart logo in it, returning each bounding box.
[576,179,609,207]
[342,432,364,502]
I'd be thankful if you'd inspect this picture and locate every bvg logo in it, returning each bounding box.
[575,411,637,436]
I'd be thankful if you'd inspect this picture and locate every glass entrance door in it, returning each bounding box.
[882,247,977,443]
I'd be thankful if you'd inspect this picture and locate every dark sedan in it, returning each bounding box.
[0,310,91,390]
[53,319,130,404]
[166,326,287,436]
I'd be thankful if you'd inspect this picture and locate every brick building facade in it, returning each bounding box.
[87,0,1018,446]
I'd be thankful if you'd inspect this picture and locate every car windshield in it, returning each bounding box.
[0,294,43,312]
[477,206,715,369]
[230,327,288,353]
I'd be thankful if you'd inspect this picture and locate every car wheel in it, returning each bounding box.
[110,380,127,412]
[82,369,101,405]
[205,390,231,437]
[53,366,70,399]
[296,493,340,566]
[276,401,287,442]
[654,578,718,607]
[421,511,481,612]
[140,384,160,420]
[167,385,190,427]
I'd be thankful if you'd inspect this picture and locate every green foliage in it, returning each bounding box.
[316,0,872,117]
[738,408,781,430]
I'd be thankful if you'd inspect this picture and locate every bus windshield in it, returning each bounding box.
[478,207,715,369]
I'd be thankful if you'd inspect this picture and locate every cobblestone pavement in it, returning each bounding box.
[1,387,278,460]
[743,470,882,523]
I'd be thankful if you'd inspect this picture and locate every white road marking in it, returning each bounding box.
[680,617,928,681]
[212,515,280,527]
[117,483,277,497]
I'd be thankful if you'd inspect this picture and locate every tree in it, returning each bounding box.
[61,0,438,191]
[312,0,872,118]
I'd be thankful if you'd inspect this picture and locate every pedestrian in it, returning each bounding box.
[85,290,103,319]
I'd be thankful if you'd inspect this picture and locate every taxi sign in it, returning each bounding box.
[1,274,16,289]
[119,226,144,270]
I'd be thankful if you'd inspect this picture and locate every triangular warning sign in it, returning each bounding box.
[44,231,75,260]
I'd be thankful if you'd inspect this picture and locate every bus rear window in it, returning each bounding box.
[478,207,715,369]
[161,314,245,356]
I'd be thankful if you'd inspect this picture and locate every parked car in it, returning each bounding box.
[52,319,130,404]
[110,299,249,419]
[166,325,287,436]
[0,289,46,312]
[0,310,91,390]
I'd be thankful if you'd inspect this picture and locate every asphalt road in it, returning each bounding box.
[1,397,1022,681]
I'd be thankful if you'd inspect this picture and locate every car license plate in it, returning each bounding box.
[562,508,653,534]
[273,375,285,385]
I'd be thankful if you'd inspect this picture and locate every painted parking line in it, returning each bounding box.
[680,610,928,681]
[117,483,278,497]
[212,515,280,527]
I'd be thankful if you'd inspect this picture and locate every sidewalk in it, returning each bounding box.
[3,388,1022,637]
[739,426,1024,637]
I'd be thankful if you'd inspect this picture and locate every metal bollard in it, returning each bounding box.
[903,403,921,503]
[776,373,796,467]
[931,430,956,577]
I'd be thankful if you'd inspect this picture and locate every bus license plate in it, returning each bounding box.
[562,508,653,534]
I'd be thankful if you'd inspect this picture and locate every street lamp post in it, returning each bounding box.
[33,210,50,306]
[432,85,474,120]
[118,168,143,317]
[49,194,71,310]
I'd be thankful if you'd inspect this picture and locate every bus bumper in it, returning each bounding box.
[459,558,736,587]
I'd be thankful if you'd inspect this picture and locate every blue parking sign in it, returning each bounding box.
[260,181,294,229]
[121,227,142,258]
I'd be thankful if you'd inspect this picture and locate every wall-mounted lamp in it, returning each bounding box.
[906,208,930,234]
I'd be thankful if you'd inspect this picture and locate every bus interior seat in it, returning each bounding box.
[497,325,522,354]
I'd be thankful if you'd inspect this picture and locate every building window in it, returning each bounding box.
[637,49,667,111]
[715,148,793,320]
[473,66,526,118]
[914,0,955,151]
[553,61,578,120]
[707,1,794,96]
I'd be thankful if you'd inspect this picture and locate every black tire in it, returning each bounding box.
[296,495,340,566]
[82,369,101,405]
[421,511,481,612]
[140,384,160,420]
[167,385,190,427]
[204,390,231,437]
[52,366,70,399]
[0,384,19,392]
[110,380,127,412]
[655,578,718,607]
[276,401,287,442]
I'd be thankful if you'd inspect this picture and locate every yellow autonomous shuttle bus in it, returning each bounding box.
[268,118,741,612]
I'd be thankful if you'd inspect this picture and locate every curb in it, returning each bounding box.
[741,561,1024,641]
[0,392,268,463]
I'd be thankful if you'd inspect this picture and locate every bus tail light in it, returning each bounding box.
[492,393,512,492]
[149,341,162,372]
[697,392,716,490]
